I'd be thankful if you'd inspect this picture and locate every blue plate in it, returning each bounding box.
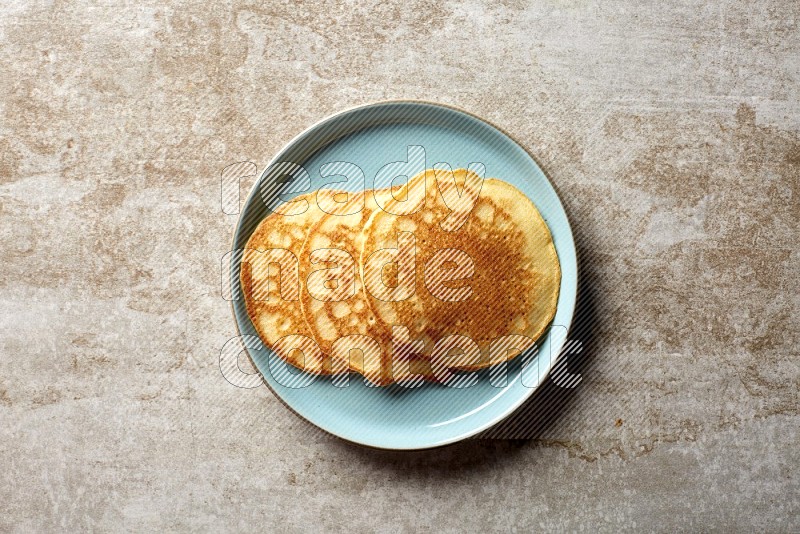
[230,101,577,449]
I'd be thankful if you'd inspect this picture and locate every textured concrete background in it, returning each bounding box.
[1,0,798,531]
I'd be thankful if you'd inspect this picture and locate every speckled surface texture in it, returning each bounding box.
[1,0,798,531]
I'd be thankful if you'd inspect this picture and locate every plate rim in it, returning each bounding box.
[228,99,579,450]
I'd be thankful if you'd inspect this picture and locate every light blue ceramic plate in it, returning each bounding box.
[230,101,577,450]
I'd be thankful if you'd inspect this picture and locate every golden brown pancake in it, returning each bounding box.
[299,191,392,384]
[360,169,561,373]
[300,189,440,385]
[240,191,331,374]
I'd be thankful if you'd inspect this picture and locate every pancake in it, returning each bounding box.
[360,169,561,373]
[299,189,437,386]
[240,191,331,374]
[299,190,390,384]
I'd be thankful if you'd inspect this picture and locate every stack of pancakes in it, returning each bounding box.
[240,169,561,386]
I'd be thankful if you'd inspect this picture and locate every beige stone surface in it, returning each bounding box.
[1,0,798,531]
